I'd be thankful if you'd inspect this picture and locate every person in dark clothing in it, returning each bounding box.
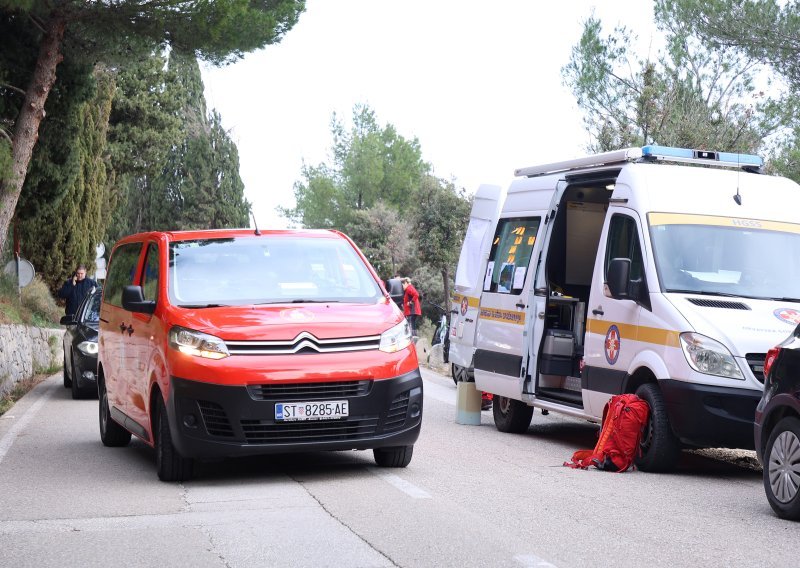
[58,264,98,316]
[401,277,421,338]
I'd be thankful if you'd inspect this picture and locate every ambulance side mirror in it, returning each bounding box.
[606,258,631,300]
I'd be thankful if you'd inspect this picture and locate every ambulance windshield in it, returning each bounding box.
[649,213,800,301]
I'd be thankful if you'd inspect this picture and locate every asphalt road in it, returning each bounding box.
[0,367,795,567]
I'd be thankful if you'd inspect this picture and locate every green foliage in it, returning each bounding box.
[562,3,791,153]
[0,272,61,326]
[15,64,113,292]
[284,104,430,228]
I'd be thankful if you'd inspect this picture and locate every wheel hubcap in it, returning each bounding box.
[769,430,800,503]
[498,396,511,414]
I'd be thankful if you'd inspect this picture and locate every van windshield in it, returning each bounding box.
[168,236,382,307]
[649,213,800,301]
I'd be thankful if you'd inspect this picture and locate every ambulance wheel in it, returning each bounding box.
[451,364,469,385]
[373,445,414,467]
[493,396,533,433]
[634,383,681,472]
[763,416,800,520]
[155,396,194,482]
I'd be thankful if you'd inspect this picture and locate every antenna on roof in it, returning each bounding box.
[251,211,261,235]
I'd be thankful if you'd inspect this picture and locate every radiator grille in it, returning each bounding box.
[384,391,410,432]
[686,298,750,310]
[746,353,766,384]
[197,400,234,437]
[247,380,372,401]
[226,332,381,355]
[240,417,379,444]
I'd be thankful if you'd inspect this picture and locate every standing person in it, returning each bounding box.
[58,264,98,316]
[401,277,421,338]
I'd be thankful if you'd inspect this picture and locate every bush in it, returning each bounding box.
[0,272,62,327]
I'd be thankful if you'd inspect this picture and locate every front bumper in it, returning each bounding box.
[660,379,761,449]
[166,369,423,460]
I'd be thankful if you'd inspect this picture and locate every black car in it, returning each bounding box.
[755,322,800,520]
[61,286,101,399]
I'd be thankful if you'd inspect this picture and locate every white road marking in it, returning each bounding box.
[366,466,432,499]
[0,382,55,466]
[514,553,558,567]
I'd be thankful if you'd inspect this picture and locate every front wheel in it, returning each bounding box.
[492,396,533,433]
[63,353,72,388]
[763,416,800,520]
[373,445,414,467]
[155,396,194,482]
[634,383,681,472]
[99,382,131,447]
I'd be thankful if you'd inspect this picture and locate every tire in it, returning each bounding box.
[63,353,72,388]
[155,396,193,482]
[99,382,131,447]
[763,416,800,520]
[492,396,533,433]
[634,383,681,472]
[451,364,469,386]
[71,359,84,400]
[373,445,414,467]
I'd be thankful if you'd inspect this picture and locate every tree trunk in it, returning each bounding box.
[0,14,66,255]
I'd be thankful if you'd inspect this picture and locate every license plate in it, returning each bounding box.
[275,400,349,422]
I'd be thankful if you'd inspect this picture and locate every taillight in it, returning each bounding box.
[764,346,781,379]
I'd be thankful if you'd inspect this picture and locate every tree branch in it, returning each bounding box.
[0,82,26,96]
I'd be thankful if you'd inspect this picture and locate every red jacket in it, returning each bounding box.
[403,284,421,316]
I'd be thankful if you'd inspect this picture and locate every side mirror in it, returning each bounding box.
[606,258,631,299]
[60,315,75,326]
[386,278,404,308]
[122,285,156,315]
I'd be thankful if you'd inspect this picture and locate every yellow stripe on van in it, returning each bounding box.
[586,319,680,347]
[648,212,800,234]
[451,294,480,308]
[479,307,526,325]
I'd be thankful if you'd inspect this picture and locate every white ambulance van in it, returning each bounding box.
[450,145,800,471]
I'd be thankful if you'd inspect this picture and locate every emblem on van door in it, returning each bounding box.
[605,325,621,365]
[460,296,469,316]
[773,308,800,326]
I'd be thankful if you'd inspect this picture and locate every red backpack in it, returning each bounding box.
[564,393,650,472]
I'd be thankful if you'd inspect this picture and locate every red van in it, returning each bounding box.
[97,229,422,481]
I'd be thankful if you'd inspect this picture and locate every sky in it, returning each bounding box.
[201,1,660,230]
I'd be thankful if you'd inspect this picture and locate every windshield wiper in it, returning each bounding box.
[769,297,800,303]
[290,299,340,303]
[179,304,229,309]
[667,289,746,298]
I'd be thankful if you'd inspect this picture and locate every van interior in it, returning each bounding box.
[533,170,620,407]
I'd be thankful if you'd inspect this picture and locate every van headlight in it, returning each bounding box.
[379,320,412,353]
[679,332,742,379]
[169,326,230,360]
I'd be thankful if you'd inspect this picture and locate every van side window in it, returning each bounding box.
[605,214,644,281]
[141,243,159,302]
[104,243,143,307]
[484,217,542,294]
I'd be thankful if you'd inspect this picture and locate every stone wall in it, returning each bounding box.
[0,325,64,395]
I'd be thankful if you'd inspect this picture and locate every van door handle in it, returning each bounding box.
[126,325,134,336]
[515,302,526,309]
[450,309,459,315]
[465,318,474,323]
[119,323,127,332]
[592,308,604,316]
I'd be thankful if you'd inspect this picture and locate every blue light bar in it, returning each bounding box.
[641,145,763,168]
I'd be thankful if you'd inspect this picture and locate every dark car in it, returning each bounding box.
[755,322,800,520]
[61,286,101,399]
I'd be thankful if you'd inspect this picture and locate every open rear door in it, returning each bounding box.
[449,184,504,371]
